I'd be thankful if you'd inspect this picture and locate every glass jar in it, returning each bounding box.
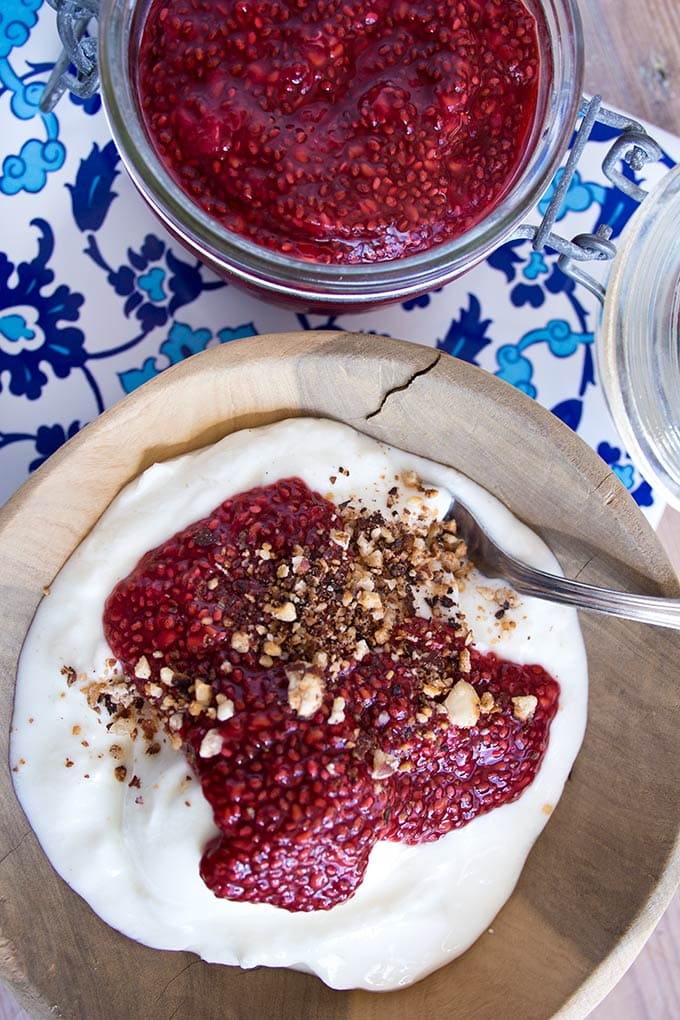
[599,163,680,511]
[97,0,584,310]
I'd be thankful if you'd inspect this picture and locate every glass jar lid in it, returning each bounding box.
[599,163,680,511]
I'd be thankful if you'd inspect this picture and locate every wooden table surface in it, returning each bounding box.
[579,0,680,1017]
[1,2,679,1018]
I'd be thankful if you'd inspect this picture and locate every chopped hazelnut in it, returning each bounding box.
[286,666,324,718]
[458,647,471,673]
[272,601,297,622]
[358,590,382,612]
[134,656,151,680]
[357,533,373,558]
[216,698,235,722]
[512,694,538,721]
[199,729,223,759]
[195,680,213,705]
[365,549,383,570]
[370,748,399,779]
[479,692,496,714]
[444,680,481,728]
[328,696,346,725]
[354,639,370,661]
[231,630,250,653]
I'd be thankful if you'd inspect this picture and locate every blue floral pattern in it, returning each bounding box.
[0,219,85,398]
[0,0,67,195]
[85,232,222,339]
[1,3,679,523]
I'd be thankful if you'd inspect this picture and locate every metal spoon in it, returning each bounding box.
[450,500,680,630]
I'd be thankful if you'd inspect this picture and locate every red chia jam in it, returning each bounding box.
[136,0,542,263]
[103,477,559,912]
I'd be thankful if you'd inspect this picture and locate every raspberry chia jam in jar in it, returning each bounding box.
[98,0,583,305]
[138,0,541,265]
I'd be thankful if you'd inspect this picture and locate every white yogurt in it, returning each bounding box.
[10,418,588,991]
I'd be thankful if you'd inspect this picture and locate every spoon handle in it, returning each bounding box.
[497,550,680,630]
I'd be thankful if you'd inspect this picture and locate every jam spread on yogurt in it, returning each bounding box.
[137,0,541,263]
[103,475,559,911]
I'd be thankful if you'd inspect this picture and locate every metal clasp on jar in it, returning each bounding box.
[40,0,101,113]
[516,96,667,304]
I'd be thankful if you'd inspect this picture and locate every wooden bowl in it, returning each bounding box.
[1,331,679,1020]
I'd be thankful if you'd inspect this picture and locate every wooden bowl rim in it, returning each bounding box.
[1,330,679,1020]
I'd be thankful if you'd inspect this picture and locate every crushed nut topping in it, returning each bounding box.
[195,680,213,705]
[479,691,496,715]
[286,665,325,719]
[134,656,151,680]
[230,631,250,653]
[81,472,482,764]
[512,695,538,721]
[199,729,223,759]
[271,601,298,622]
[370,748,400,779]
[328,696,346,725]
[84,466,558,845]
[444,680,481,728]
[478,585,522,611]
[216,697,235,722]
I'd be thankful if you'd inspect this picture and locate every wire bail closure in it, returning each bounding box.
[40,0,101,111]
[517,96,665,304]
[40,2,669,304]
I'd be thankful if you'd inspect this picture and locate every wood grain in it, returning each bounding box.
[580,1,680,1017]
[580,0,680,134]
[1,332,679,1020]
[588,507,680,1020]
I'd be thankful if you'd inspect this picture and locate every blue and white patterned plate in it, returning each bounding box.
[1,2,679,524]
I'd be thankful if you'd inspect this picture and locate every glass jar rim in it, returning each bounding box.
[98,0,584,304]
[600,162,680,511]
